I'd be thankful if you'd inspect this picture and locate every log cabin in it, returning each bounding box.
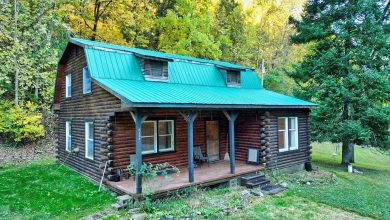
[53,38,316,196]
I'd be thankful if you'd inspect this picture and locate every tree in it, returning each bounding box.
[213,0,248,64]
[157,0,221,60]
[289,0,390,164]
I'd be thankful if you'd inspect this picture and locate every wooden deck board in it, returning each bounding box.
[107,160,263,196]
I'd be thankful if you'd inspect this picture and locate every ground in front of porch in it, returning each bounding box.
[1,143,389,219]
[107,160,263,195]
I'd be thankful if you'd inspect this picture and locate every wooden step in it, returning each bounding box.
[244,179,271,188]
[240,174,265,185]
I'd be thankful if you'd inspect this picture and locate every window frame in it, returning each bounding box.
[141,119,175,155]
[277,117,298,153]
[85,121,94,160]
[83,66,92,94]
[65,74,72,98]
[65,121,72,152]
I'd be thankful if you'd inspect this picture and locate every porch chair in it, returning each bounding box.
[129,154,137,180]
[194,146,210,168]
[247,148,260,165]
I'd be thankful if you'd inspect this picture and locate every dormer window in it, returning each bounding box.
[143,59,168,81]
[221,69,241,87]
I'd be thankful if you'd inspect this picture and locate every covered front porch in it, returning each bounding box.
[107,160,264,196]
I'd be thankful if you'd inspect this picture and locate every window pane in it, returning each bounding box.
[289,130,296,149]
[158,121,173,135]
[88,123,94,139]
[278,131,285,149]
[159,135,173,151]
[83,67,91,93]
[151,61,163,77]
[142,137,155,153]
[87,139,94,158]
[289,117,296,130]
[278,118,286,130]
[142,122,155,136]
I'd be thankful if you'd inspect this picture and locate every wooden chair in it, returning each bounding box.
[194,146,210,168]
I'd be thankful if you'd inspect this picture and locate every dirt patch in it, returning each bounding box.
[0,139,55,166]
[272,169,337,187]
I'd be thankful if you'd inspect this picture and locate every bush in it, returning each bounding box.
[0,101,45,143]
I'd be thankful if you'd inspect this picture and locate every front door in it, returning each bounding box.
[206,121,220,161]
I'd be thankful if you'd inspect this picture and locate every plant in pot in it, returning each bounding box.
[155,162,180,176]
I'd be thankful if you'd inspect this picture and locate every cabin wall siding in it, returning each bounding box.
[55,46,122,181]
[265,109,311,170]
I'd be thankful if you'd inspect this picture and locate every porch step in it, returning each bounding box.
[245,179,270,188]
[240,174,265,185]
[240,174,270,188]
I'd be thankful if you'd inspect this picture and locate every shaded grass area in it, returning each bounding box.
[290,143,390,219]
[0,160,114,219]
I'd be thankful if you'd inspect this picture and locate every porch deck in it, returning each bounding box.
[107,160,263,196]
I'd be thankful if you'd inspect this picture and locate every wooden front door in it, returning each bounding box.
[206,121,220,161]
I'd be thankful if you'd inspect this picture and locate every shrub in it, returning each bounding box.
[0,101,45,143]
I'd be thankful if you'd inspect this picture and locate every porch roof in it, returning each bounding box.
[94,78,316,109]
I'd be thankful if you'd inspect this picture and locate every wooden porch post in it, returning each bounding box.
[130,111,147,194]
[223,111,239,174]
[180,111,198,183]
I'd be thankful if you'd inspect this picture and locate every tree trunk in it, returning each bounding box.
[350,144,355,163]
[341,140,354,165]
[14,68,19,105]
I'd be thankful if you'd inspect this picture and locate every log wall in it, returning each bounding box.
[55,45,122,181]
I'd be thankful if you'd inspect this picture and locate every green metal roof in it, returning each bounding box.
[67,37,316,109]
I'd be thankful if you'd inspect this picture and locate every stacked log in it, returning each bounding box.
[259,111,271,166]
[53,113,60,160]
[101,116,116,181]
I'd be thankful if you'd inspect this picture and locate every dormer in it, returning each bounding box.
[220,68,241,87]
[139,57,169,82]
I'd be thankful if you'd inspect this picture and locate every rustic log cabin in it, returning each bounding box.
[53,38,316,196]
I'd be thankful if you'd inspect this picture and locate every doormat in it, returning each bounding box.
[260,184,287,195]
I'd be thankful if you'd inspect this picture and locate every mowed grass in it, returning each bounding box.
[292,143,390,219]
[0,160,114,219]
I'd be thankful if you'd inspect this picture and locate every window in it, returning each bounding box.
[143,60,168,81]
[278,117,298,152]
[85,121,94,159]
[83,67,91,94]
[226,70,241,87]
[141,120,175,154]
[65,74,72,98]
[65,121,72,152]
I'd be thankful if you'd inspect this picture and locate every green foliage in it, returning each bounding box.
[0,101,44,143]
[289,0,390,150]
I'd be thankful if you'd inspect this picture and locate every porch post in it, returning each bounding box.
[180,111,198,183]
[130,111,147,194]
[223,111,239,174]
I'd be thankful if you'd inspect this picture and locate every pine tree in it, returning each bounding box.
[289,0,390,164]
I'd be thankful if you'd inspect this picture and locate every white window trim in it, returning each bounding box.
[65,74,71,98]
[158,120,175,152]
[278,117,299,152]
[65,121,71,152]
[85,122,94,160]
[83,66,91,94]
[141,121,158,155]
[289,117,299,150]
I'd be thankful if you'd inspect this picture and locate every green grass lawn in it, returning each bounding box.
[0,160,114,219]
[291,143,390,219]
[0,143,389,219]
